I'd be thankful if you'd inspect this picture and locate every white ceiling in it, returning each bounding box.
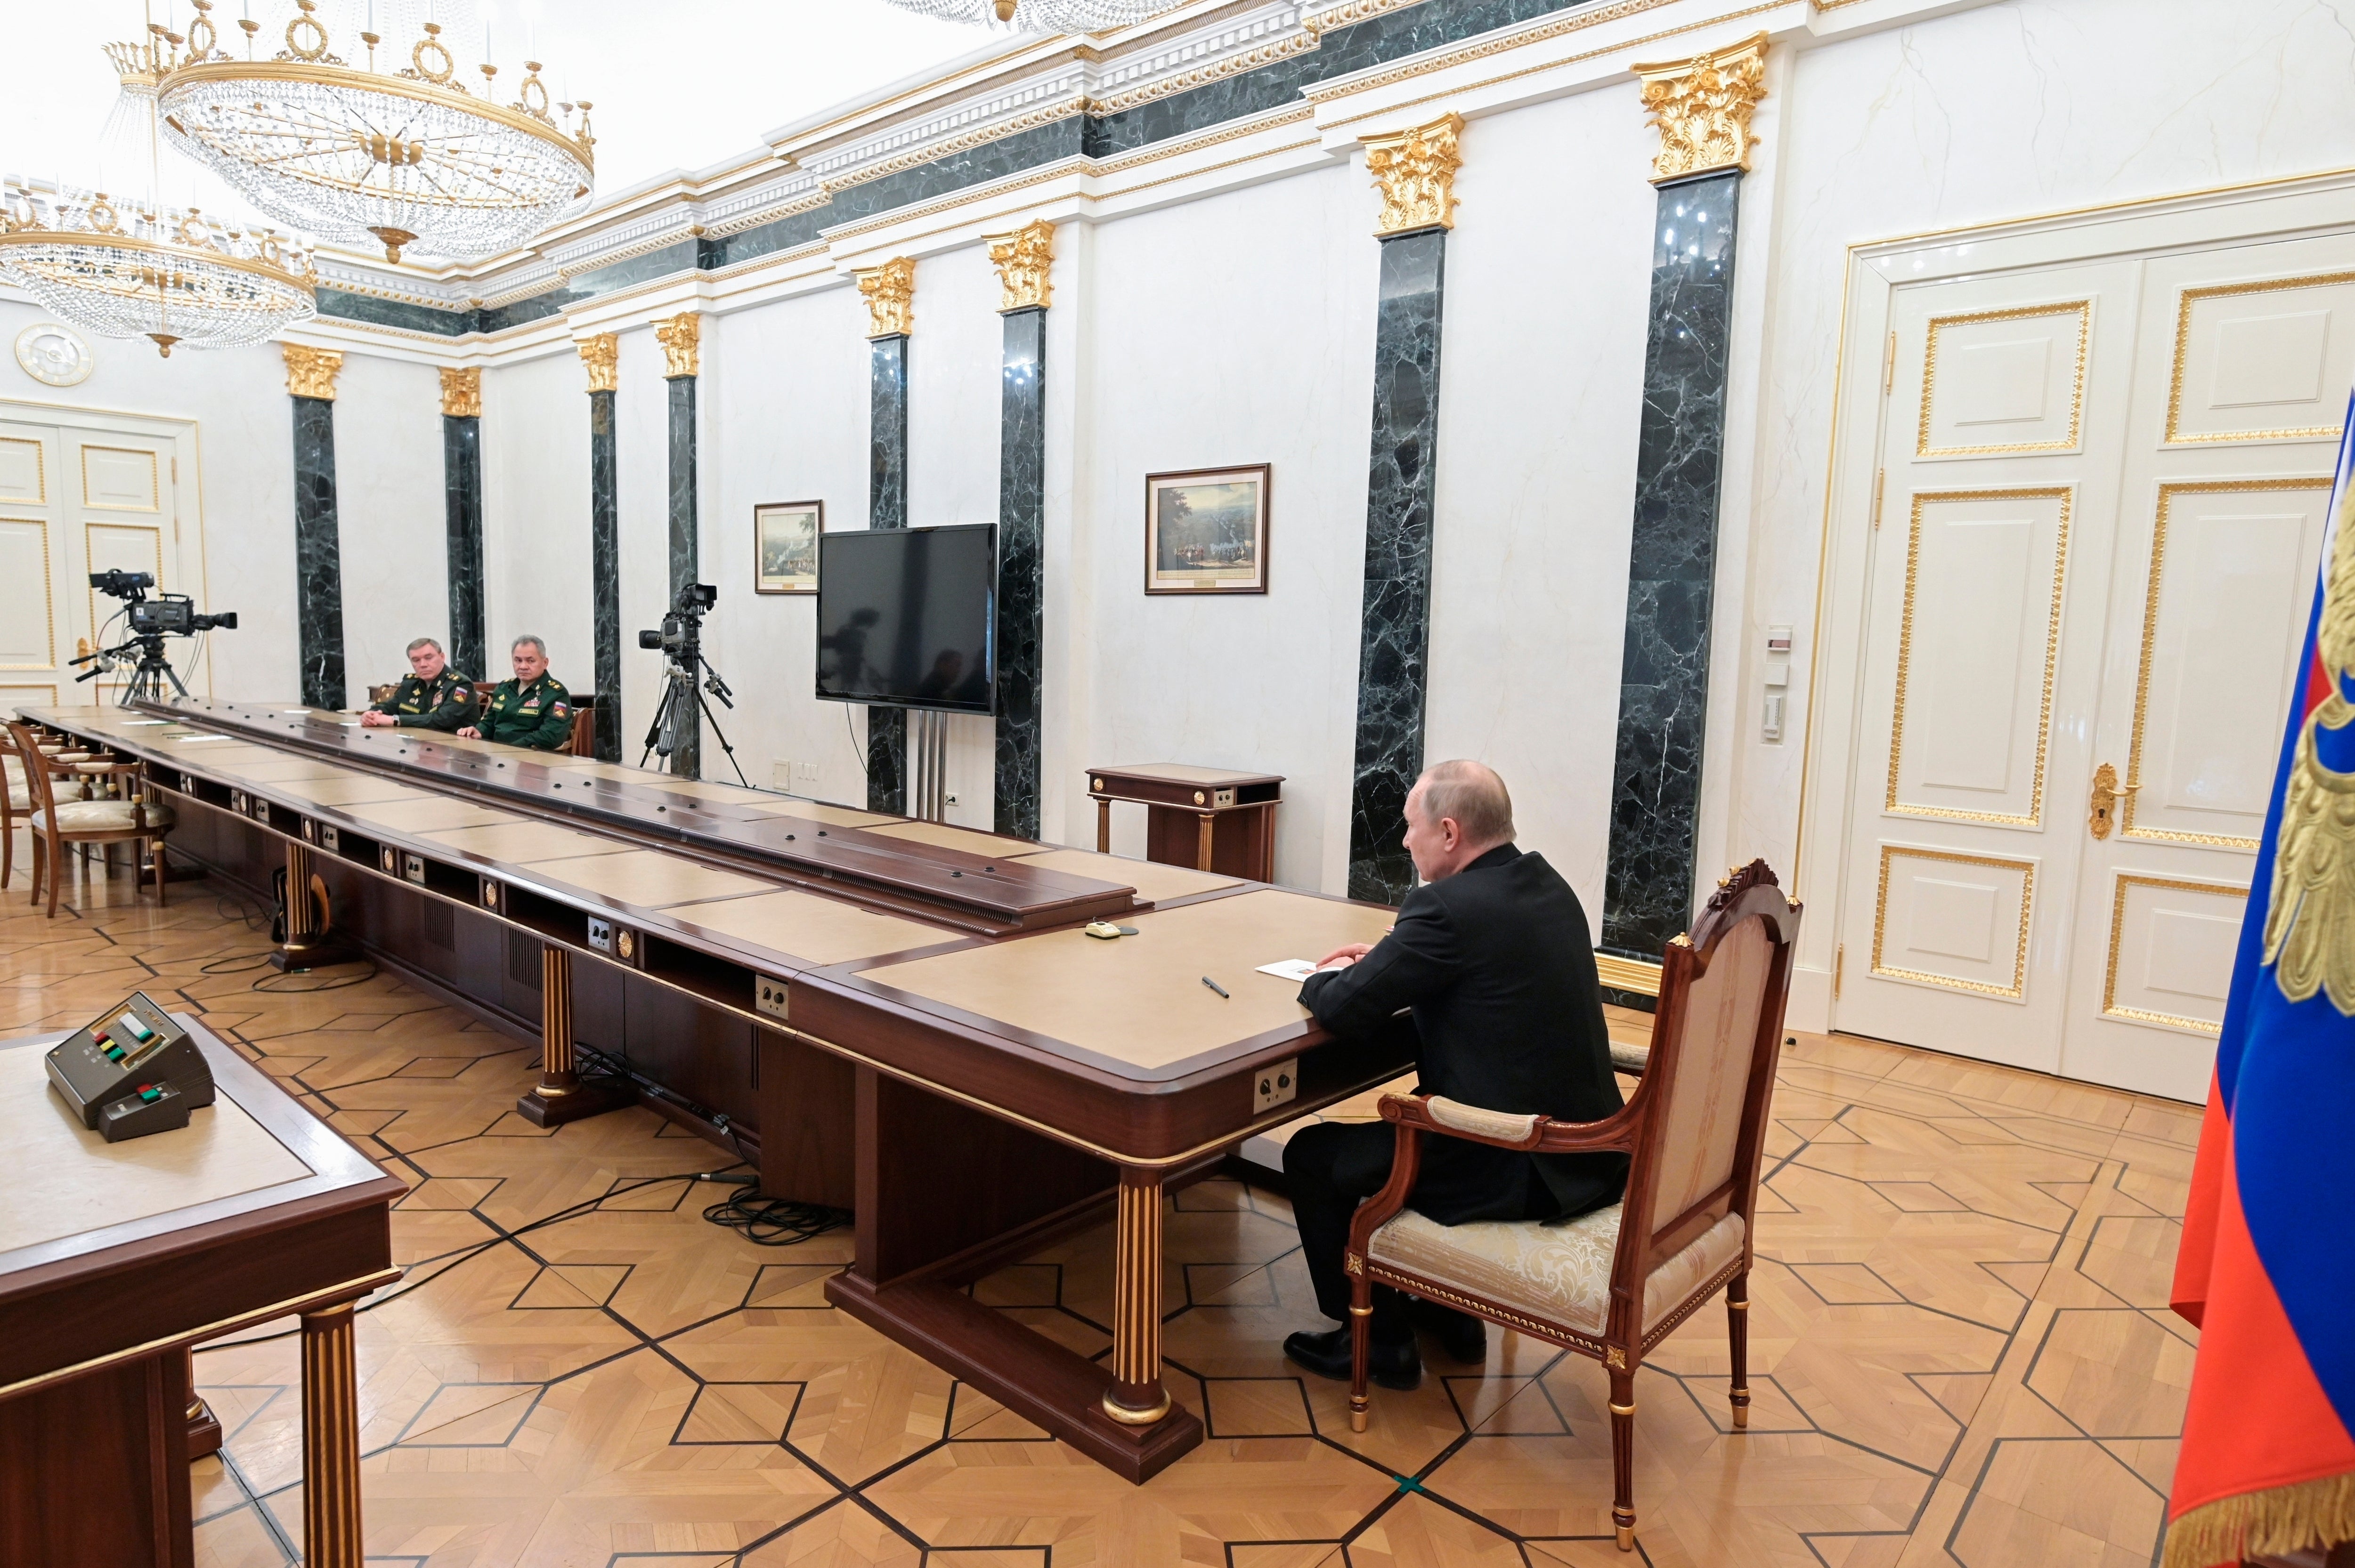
[2,0,996,233]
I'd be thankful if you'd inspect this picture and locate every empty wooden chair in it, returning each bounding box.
[6,720,175,915]
[1344,859,1799,1552]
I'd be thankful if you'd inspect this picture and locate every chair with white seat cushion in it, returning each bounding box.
[5,721,173,915]
[1343,860,1800,1553]
[1,744,88,890]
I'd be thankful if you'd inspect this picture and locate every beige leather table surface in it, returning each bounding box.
[522,849,771,908]
[1092,762,1267,785]
[667,889,955,967]
[260,774,430,808]
[733,800,897,827]
[421,821,636,863]
[864,821,1051,859]
[191,757,354,784]
[858,889,1394,1075]
[341,796,526,833]
[1015,848,1240,905]
[0,1039,314,1254]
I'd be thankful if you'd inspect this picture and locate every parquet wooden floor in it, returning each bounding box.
[1,847,2198,1568]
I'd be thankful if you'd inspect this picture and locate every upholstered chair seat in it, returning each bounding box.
[30,799,174,833]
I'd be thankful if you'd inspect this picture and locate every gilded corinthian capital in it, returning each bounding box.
[656,312,701,379]
[577,333,619,393]
[855,257,916,339]
[987,220,1056,313]
[282,343,343,401]
[1360,113,1464,237]
[439,367,481,418]
[1634,33,1768,184]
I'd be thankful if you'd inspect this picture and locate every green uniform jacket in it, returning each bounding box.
[478,673,576,751]
[369,670,476,731]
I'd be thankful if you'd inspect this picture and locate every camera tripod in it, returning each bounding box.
[641,649,748,786]
[74,633,189,706]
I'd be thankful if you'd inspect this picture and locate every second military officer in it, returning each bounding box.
[458,635,577,751]
[359,637,477,730]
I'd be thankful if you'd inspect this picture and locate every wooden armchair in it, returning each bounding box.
[5,721,175,915]
[1343,859,1799,1552]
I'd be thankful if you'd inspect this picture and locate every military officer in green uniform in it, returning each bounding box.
[458,634,576,751]
[359,637,476,731]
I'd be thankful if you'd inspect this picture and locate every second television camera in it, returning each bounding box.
[638,582,717,656]
[634,582,745,784]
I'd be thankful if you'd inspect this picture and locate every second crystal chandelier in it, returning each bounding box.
[879,0,1184,34]
[154,0,596,265]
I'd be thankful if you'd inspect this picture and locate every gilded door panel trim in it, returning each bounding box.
[0,517,56,671]
[1884,485,2074,827]
[78,443,161,511]
[1870,844,2037,999]
[0,436,45,503]
[0,683,59,706]
[2101,872,2247,1035]
[2123,476,2332,847]
[1916,301,2092,458]
[2165,269,2355,445]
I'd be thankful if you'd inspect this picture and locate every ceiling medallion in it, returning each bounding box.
[152,0,597,265]
[877,0,1181,33]
[14,323,97,388]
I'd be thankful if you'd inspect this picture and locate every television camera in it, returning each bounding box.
[636,582,746,784]
[72,570,239,705]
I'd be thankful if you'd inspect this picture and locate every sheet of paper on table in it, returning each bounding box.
[1256,959,1320,982]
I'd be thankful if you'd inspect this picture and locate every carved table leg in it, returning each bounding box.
[271,841,354,971]
[517,942,628,1127]
[185,1348,221,1460]
[1195,813,1215,873]
[1096,796,1111,854]
[300,1303,364,1568]
[1100,1166,1172,1427]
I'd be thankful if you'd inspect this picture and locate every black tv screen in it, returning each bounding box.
[816,524,999,714]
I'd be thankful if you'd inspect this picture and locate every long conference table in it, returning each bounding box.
[22,699,1408,1480]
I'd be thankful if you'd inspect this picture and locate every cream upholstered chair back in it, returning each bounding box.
[1613,865,1797,1301]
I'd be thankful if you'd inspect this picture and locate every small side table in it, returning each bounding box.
[1087,763,1283,883]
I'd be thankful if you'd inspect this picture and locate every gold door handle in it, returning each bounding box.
[76,637,91,659]
[2088,762,2139,840]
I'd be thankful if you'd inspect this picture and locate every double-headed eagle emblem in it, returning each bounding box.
[2263,486,2355,1016]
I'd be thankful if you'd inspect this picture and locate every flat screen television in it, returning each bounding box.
[815,524,999,714]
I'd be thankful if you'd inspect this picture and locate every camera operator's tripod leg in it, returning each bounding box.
[695,690,748,787]
[517,942,631,1128]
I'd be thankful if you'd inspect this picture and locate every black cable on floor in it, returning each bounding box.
[250,961,380,994]
[702,1190,851,1246]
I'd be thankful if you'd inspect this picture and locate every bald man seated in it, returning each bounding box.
[1282,760,1628,1388]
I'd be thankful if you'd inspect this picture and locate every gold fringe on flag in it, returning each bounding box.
[2162,1470,2355,1568]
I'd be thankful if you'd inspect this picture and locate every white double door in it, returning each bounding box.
[0,409,204,711]
[1835,232,2354,1101]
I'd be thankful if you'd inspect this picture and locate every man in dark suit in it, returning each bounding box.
[1282,760,1626,1388]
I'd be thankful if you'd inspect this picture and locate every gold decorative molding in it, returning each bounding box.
[439,366,481,419]
[2165,270,2355,445]
[1871,845,2036,1000]
[855,257,916,339]
[281,343,343,401]
[2103,873,2243,1034]
[655,311,701,379]
[577,333,619,394]
[1918,301,2090,457]
[986,220,1056,313]
[1360,112,1463,237]
[1634,32,1767,184]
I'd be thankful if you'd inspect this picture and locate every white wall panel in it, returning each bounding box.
[1424,88,1656,931]
[332,352,446,690]
[481,349,593,687]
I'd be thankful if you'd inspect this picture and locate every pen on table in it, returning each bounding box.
[1201,976,1229,999]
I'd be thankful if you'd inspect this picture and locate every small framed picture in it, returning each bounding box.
[1144,465,1269,595]
[755,501,822,594]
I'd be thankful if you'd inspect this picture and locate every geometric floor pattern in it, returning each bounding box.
[1,843,2196,1568]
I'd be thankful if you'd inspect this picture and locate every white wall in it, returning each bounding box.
[1424,86,1658,927]
[481,348,593,687]
[332,350,445,695]
[1070,162,1379,889]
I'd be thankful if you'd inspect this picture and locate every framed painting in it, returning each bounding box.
[754,501,822,594]
[1144,465,1269,595]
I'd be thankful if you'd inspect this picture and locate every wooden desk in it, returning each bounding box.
[0,1018,402,1568]
[24,701,1398,1484]
[1088,762,1283,881]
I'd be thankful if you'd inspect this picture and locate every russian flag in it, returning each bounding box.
[2166,393,2355,1565]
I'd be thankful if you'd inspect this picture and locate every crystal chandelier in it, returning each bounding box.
[153,0,596,265]
[878,0,1183,32]
[0,31,316,357]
